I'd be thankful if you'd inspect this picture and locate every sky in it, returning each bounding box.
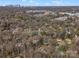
[0,0,79,6]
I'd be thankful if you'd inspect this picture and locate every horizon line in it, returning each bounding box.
[0,5,79,7]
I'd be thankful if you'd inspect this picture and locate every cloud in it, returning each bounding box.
[20,0,75,6]
[21,0,26,2]
[26,0,40,6]
[51,0,64,6]
[21,0,36,3]
[20,0,64,6]
[29,0,35,3]
[0,0,78,6]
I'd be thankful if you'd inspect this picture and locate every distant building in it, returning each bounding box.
[54,16,67,21]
